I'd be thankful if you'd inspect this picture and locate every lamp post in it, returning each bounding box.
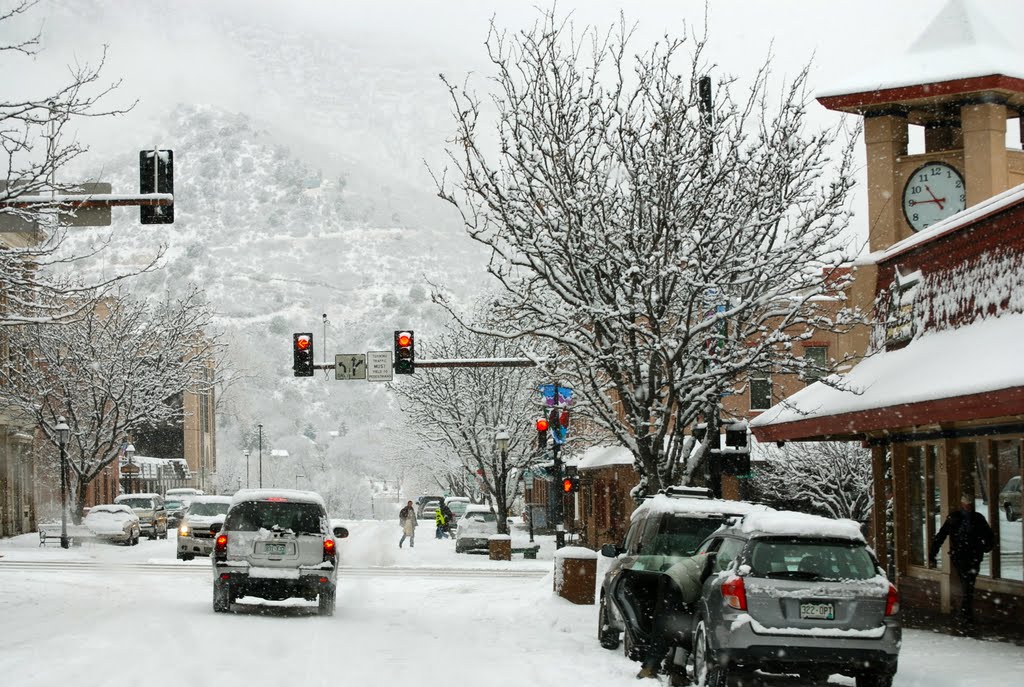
[125,443,136,494]
[257,423,263,489]
[495,426,510,535]
[244,450,250,489]
[54,417,70,549]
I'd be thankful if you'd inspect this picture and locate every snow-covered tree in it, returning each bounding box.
[391,312,547,533]
[750,442,873,523]
[0,0,154,326]
[433,12,861,495]
[0,286,224,517]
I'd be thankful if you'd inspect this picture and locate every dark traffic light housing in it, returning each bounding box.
[140,149,174,224]
[293,333,314,377]
[394,330,415,374]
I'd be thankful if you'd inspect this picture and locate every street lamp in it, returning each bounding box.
[244,450,250,489]
[258,423,263,489]
[125,443,136,495]
[54,417,70,549]
[495,427,510,535]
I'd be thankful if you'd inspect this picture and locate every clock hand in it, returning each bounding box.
[924,185,945,211]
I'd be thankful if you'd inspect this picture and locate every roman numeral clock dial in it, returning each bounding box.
[901,161,966,232]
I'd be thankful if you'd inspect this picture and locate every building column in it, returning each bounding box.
[961,101,1009,206]
[863,113,908,253]
[870,445,889,573]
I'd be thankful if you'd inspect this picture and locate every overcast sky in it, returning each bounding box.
[6,0,1024,242]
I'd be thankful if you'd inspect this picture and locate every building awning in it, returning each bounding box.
[750,313,1024,443]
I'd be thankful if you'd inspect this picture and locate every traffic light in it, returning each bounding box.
[561,476,579,494]
[293,333,314,377]
[536,418,549,450]
[394,330,415,374]
[140,149,174,224]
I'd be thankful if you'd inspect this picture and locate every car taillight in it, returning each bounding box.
[214,533,228,561]
[721,575,747,611]
[885,583,900,616]
[323,538,336,561]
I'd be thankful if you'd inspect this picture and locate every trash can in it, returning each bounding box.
[554,546,597,605]
[488,534,511,561]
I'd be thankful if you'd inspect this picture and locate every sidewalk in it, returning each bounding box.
[901,605,1024,647]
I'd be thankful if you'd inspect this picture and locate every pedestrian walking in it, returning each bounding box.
[440,501,455,538]
[435,504,448,539]
[930,495,994,626]
[399,500,417,548]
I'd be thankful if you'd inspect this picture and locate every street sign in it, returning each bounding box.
[366,350,394,382]
[335,354,366,380]
[121,464,140,475]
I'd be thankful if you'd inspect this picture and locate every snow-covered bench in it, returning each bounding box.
[38,522,91,546]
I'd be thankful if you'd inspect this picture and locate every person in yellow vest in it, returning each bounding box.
[435,505,448,539]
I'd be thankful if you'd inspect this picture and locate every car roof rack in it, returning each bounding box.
[658,486,714,499]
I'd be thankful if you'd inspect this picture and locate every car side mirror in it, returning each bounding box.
[209,523,222,534]
[600,543,620,558]
[333,526,349,539]
[700,552,718,583]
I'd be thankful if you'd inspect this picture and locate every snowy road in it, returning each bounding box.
[1,521,1021,687]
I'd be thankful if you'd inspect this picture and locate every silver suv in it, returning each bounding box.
[211,489,348,616]
[177,495,233,560]
[114,493,168,540]
[691,511,900,687]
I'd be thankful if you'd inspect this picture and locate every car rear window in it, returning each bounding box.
[118,498,154,509]
[189,502,231,517]
[747,537,877,581]
[644,514,730,557]
[224,501,324,534]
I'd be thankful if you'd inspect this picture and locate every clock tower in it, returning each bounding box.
[816,0,1024,330]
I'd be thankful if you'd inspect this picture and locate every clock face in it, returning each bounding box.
[902,161,966,232]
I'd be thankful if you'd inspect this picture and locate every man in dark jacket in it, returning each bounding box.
[930,496,994,625]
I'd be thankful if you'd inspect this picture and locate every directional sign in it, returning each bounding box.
[335,354,366,380]
[366,350,394,382]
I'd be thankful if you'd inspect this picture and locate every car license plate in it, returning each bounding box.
[799,602,834,620]
[264,543,287,556]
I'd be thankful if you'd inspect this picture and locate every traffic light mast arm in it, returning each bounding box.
[413,358,538,368]
[0,193,173,209]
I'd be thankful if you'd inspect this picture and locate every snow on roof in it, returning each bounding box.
[230,488,326,507]
[738,511,864,541]
[633,494,768,521]
[191,495,233,504]
[750,312,1024,427]
[818,0,1024,98]
[115,492,160,500]
[859,182,1024,265]
[576,444,635,470]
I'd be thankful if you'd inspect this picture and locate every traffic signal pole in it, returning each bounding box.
[551,381,565,549]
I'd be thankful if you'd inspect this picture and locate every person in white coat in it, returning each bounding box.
[399,500,417,548]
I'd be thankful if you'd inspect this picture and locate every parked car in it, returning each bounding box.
[82,504,141,546]
[1000,475,1021,521]
[416,495,445,520]
[455,504,499,553]
[690,510,900,687]
[114,493,168,540]
[598,488,767,682]
[210,489,348,615]
[177,495,233,560]
[166,487,205,501]
[445,497,471,522]
[164,499,188,528]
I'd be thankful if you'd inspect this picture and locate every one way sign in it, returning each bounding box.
[335,354,366,380]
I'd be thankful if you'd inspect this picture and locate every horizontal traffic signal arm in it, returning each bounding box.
[411,358,538,368]
[0,193,173,209]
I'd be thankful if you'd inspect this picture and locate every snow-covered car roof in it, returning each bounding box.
[85,504,135,515]
[463,504,494,514]
[115,492,161,501]
[230,488,326,507]
[445,496,470,504]
[188,495,233,505]
[737,511,864,541]
[632,494,768,520]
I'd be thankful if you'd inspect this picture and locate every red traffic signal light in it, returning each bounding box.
[561,476,579,494]
[394,330,415,374]
[293,333,314,377]
[536,418,549,432]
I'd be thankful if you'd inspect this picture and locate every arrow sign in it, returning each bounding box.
[335,354,366,380]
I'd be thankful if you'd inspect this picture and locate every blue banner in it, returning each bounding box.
[538,384,574,407]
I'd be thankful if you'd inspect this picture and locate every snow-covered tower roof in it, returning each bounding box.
[817,0,1024,121]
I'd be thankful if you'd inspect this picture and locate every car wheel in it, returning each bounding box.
[131,531,140,546]
[855,672,895,687]
[148,529,157,541]
[213,579,231,613]
[598,594,621,650]
[1006,504,1019,522]
[318,587,336,617]
[693,620,729,687]
[455,541,465,554]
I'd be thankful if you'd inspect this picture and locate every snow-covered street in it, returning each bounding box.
[1,521,1021,687]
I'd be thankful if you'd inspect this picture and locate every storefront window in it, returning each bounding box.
[994,441,1023,582]
[907,444,942,569]
[959,442,990,577]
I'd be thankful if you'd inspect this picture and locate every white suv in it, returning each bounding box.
[211,489,348,616]
[177,495,233,560]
